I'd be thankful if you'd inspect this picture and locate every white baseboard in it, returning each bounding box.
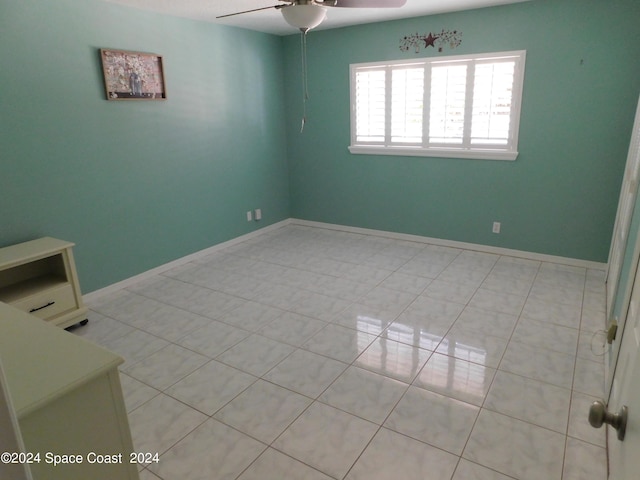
[290,218,607,271]
[83,219,292,303]
[85,216,606,303]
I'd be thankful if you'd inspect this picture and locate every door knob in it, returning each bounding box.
[588,400,628,441]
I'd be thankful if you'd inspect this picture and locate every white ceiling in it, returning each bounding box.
[103,0,531,36]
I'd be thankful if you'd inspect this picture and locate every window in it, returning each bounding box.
[349,51,526,160]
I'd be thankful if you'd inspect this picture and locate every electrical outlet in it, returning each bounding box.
[254,209,262,221]
[246,211,252,222]
[492,222,501,234]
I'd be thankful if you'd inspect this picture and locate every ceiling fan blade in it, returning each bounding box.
[216,4,287,19]
[326,0,407,7]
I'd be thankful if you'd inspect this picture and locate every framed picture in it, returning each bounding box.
[100,48,166,100]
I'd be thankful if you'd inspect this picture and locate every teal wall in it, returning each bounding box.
[2,0,640,295]
[0,0,290,292]
[283,0,640,262]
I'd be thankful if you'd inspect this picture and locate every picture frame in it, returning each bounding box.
[100,48,166,100]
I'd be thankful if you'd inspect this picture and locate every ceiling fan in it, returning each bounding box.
[217,0,407,33]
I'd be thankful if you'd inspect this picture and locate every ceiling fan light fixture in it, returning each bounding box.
[281,4,327,31]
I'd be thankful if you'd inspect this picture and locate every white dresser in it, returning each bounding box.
[0,302,139,480]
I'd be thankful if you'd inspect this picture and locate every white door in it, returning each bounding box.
[607,251,640,479]
[606,95,640,395]
[0,359,32,480]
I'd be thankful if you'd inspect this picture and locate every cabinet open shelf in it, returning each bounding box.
[0,274,69,303]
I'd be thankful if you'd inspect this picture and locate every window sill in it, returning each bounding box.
[348,145,518,161]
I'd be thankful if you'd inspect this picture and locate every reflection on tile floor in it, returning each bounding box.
[77,225,608,480]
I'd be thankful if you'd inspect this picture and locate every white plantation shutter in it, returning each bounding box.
[471,61,516,147]
[355,69,386,143]
[391,67,424,144]
[429,63,467,145]
[350,51,526,160]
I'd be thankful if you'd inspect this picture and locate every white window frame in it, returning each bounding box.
[349,50,526,161]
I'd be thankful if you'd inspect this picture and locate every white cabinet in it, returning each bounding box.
[0,302,139,480]
[0,239,139,479]
[0,238,88,329]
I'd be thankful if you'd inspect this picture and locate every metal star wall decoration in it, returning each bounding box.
[400,29,462,53]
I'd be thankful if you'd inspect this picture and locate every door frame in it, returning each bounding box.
[606,95,640,399]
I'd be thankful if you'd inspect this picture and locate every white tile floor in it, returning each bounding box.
[76,225,608,480]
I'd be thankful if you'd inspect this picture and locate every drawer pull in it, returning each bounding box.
[30,301,55,313]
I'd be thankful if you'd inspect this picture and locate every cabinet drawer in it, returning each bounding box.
[10,284,77,320]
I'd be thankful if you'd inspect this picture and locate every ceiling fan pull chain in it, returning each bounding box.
[302,28,310,101]
[300,28,310,133]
